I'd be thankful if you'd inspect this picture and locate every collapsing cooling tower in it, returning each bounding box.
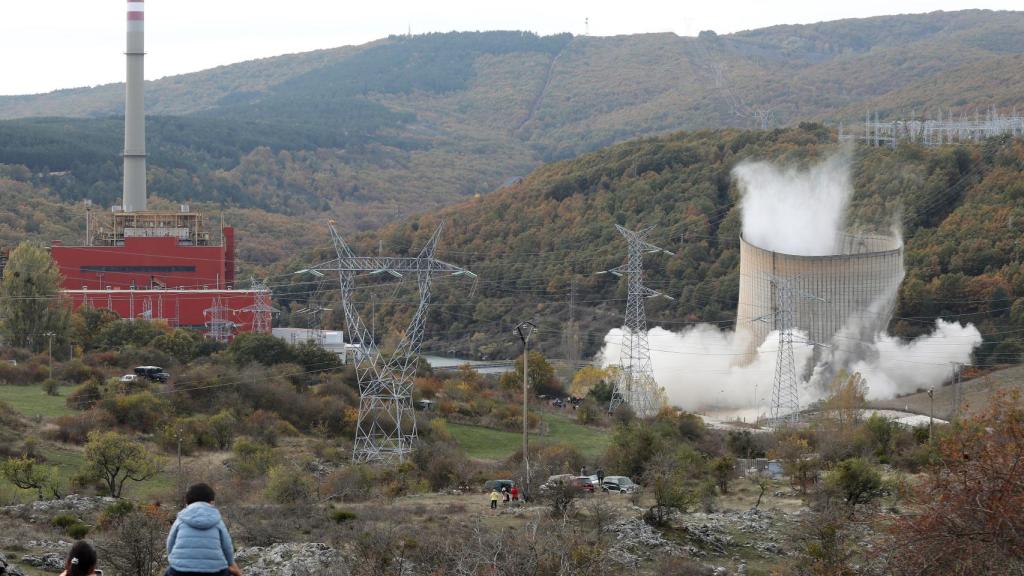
[735,233,905,360]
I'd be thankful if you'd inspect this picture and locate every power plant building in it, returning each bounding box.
[48,0,267,340]
[735,233,905,358]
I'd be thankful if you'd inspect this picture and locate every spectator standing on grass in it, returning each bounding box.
[166,483,243,576]
[490,488,500,510]
[502,486,510,505]
[59,541,98,576]
[510,485,519,501]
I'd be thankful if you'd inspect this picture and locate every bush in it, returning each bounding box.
[102,391,170,433]
[231,437,276,478]
[265,464,314,504]
[66,380,102,410]
[826,457,883,512]
[98,500,135,529]
[51,512,79,528]
[49,410,115,444]
[57,359,103,385]
[67,522,90,539]
[330,509,357,523]
[41,379,61,396]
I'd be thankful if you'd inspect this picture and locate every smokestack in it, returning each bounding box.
[123,0,146,212]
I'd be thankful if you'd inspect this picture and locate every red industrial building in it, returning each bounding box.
[51,211,269,341]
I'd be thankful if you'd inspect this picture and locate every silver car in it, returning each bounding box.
[601,476,638,493]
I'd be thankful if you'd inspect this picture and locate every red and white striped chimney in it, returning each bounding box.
[123,0,147,212]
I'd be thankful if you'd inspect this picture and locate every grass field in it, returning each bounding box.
[0,385,73,419]
[448,412,611,461]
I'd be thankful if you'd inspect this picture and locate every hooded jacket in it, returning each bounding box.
[166,502,235,573]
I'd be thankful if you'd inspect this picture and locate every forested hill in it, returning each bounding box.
[1,11,1024,232]
[300,126,1024,366]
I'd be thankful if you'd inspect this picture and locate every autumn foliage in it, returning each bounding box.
[889,389,1024,574]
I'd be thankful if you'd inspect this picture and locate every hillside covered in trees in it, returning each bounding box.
[290,126,1024,369]
[1,11,1024,232]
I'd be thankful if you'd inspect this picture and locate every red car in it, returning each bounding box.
[573,476,595,493]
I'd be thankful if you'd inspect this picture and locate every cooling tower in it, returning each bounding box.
[735,233,904,359]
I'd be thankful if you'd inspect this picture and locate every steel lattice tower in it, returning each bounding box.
[605,225,674,418]
[238,276,277,334]
[204,296,234,344]
[305,221,474,463]
[765,275,823,424]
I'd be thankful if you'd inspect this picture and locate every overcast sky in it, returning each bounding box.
[1,0,1019,95]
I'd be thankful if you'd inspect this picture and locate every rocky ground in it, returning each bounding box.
[0,487,818,575]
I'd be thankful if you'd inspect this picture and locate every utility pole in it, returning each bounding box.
[516,320,536,501]
[43,332,55,381]
[927,387,934,445]
[175,427,183,505]
[951,362,964,419]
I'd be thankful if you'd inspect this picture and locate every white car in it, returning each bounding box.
[120,374,138,384]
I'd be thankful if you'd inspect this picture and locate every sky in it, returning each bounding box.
[1,0,1020,95]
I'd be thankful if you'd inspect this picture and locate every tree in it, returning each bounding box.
[643,445,707,525]
[711,456,735,494]
[227,332,295,366]
[889,390,1024,574]
[570,366,613,398]
[1,456,62,499]
[822,370,867,430]
[293,340,342,374]
[150,328,201,363]
[771,431,818,494]
[98,509,167,576]
[83,431,160,498]
[0,241,70,354]
[826,457,881,515]
[499,351,560,396]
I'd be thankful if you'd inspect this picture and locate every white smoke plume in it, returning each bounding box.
[736,150,852,255]
[597,152,983,414]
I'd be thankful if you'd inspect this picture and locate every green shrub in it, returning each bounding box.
[265,464,314,504]
[41,379,61,396]
[330,509,357,523]
[98,499,135,528]
[231,436,276,477]
[67,522,90,539]
[51,512,79,528]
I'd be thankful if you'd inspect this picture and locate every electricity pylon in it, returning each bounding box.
[302,221,475,463]
[763,275,824,424]
[238,277,278,334]
[601,225,674,418]
[204,296,235,344]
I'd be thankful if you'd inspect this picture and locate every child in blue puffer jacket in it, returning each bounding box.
[166,483,242,576]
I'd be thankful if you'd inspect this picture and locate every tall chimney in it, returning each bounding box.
[123,0,147,212]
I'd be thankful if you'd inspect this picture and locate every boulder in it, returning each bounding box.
[0,552,28,576]
[235,543,347,576]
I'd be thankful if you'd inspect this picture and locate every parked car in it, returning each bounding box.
[483,479,515,493]
[574,476,595,493]
[134,366,169,382]
[119,374,138,384]
[601,476,638,493]
[539,474,575,492]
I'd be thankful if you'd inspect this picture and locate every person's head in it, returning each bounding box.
[65,540,97,576]
[185,483,216,505]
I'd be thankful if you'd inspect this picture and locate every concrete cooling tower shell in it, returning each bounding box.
[735,233,904,359]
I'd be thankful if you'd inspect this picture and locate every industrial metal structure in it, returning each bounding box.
[47,1,266,340]
[736,232,904,362]
[762,275,824,423]
[604,225,673,418]
[843,108,1024,148]
[304,222,474,463]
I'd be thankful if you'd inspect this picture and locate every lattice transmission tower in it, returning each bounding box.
[204,296,235,344]
[238,276,277,334]
[764,275,823,424]
[602,225,674,418]
[304,221,475,463]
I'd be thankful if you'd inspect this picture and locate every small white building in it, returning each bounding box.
[271,328,362,364]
